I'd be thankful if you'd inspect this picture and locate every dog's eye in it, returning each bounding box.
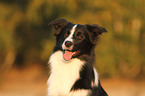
[76,32,84,40]
[64,30,70,38]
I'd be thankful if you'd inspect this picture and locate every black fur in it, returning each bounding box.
[91,81,108,96]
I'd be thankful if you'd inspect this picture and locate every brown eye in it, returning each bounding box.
[64,30,70,38]
[76,32,83,40]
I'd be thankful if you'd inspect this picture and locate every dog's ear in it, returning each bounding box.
[48,19,69,36]
[85,24,107,44]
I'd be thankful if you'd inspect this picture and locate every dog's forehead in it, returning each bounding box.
[72,24,85,32]
[65,23,86,34]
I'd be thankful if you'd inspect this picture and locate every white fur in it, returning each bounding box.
[93,68,99,87]
[69,89,91,96]
[47,51,87,96]
[62,25,77,50]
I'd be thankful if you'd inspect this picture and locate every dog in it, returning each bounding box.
[47,19,108,96]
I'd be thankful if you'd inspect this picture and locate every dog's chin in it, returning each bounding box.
[63,50,80,61]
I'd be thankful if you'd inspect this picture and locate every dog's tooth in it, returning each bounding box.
[72,52,76,55]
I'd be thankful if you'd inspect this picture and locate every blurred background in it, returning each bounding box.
[0,0,145,96]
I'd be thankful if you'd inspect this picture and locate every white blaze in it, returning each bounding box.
[62,24,77,50]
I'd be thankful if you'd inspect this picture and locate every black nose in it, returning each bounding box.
[65,41,73,47]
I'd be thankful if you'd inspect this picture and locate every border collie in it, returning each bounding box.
[47,19,108,96]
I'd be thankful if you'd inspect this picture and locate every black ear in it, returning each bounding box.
[85,24,107,44]
[48,19,69,36]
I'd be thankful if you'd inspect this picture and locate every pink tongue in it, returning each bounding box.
[64,51,73,61]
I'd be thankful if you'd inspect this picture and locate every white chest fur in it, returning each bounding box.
[47,51,85,96]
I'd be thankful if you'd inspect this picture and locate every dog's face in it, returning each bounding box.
[49,19,107,61]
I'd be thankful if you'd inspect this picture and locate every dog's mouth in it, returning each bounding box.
[63,50,80,61]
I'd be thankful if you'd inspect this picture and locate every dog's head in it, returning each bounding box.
[48,19,107,61]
